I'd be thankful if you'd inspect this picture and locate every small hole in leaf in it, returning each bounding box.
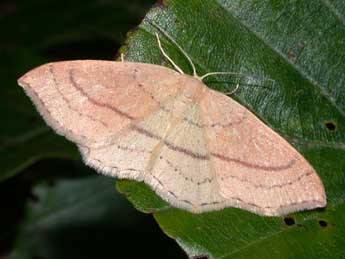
[318,220,328,227]
[284,216,295,226]
[325,121,336,131]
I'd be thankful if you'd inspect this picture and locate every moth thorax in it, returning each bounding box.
[182,77,206,102]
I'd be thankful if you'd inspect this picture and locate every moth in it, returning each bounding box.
[18,29,326,216]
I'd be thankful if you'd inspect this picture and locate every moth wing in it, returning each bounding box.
[200,90,326,216]
[18,60,184,148]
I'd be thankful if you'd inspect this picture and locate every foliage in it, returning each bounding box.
[117,0,345,258]
[1,0,344,258]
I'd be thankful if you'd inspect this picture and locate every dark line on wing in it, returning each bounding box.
[116,144,152,154]
[164,141,209,160]
[49,65,109,128]
[134,70,246,129]
[165,159,214,184]
[22,81,91,144]
[133,125,296,170]
[208,112,247,128]
[211,152,296,171]
[132,126,209,160]
[148,167,323,212]
[224,171,314,189]
[69,69,135,120]
[132,125,161,140]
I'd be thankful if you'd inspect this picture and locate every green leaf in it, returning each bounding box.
[117,0,345,258]
[12,175,185,259]
[0,0,154,181]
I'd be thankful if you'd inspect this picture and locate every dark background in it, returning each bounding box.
[0,1,187,258]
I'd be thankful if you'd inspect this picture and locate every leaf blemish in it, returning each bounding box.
[324,121,336,131]
[283,216,295,226]
[318,220,328,228]
[287,49,297,62]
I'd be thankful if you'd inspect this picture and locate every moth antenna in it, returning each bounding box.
[155,33,184,75]
[147,19,271,89]
[200,71,244,80]
[225,83,240,95]
[147,19,197,77]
